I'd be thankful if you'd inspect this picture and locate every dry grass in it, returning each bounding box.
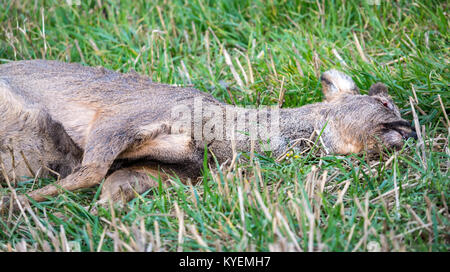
[0,0,448,251]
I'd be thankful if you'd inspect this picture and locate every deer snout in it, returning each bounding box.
[405,128,417,140]
[399,124,417,140]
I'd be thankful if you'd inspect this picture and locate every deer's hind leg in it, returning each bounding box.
[99,166,162,205]
[99,162,199,206]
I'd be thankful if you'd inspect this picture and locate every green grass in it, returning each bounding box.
[0,0,448,252]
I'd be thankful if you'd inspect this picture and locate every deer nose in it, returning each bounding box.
[405,125,417,140]
[407,130,418,140]
[401,125,417,140]
[404,121,418,140]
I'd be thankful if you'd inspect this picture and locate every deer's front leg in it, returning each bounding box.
[0,160,112,212]
[27,163,109,202]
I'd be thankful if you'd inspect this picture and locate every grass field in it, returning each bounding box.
[0,0,448,252]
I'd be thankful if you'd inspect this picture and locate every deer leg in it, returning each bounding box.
[99,124,205,206]
[2,120,140,209]
[119,129,203,165]
[1,121,200,212]
[99,166,163,205]
[26,163,109,202]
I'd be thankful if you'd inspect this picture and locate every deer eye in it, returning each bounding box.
[374,96,394,110]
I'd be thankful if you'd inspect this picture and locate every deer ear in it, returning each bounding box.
[369,82,389,97]
[321,69,359,101]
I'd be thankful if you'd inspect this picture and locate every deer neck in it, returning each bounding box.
[207,103,325,158]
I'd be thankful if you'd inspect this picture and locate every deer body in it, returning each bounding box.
[0,60,415,207]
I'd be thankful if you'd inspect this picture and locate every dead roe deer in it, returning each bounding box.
[0,60,416,210]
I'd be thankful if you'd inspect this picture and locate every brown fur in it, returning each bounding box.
[0,60,415,209]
